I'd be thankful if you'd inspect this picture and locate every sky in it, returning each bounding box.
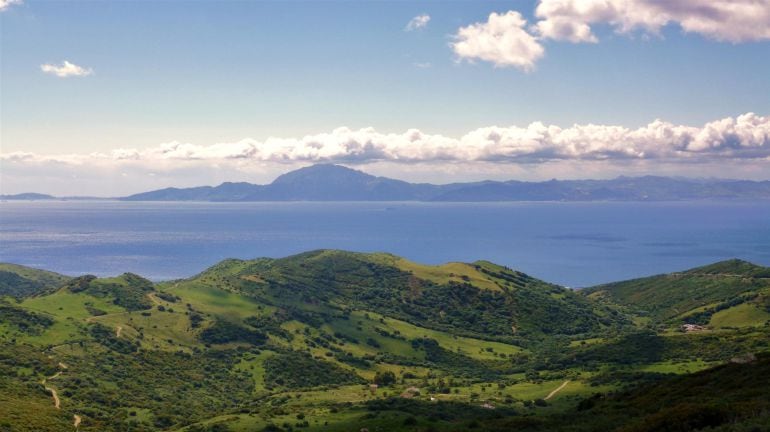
[1,0,769,195]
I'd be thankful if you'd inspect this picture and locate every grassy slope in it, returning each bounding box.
[582,259,770,325]
[0,263,71,298]
[710,302,770,328]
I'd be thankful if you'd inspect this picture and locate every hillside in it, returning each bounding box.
[582,259,770,328]
[114,164,770,201]
[1,253,768,431]
[0,263,71,299]
[187,250,622,340]
[473,352,770,432]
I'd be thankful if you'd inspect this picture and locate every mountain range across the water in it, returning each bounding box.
[3,164,770,201]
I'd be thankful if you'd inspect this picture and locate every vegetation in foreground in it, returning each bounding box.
[1,251,769,431]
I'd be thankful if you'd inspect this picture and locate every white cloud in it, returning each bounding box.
[535,0,770,43]
[3,113,768,166]
[405,14,431,31]
[453,1,770,69]
[0,0,22,12]
[40,60,94,78]
[451,11,544,71]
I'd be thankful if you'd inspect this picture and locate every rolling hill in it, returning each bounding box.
[1,252,769,431]
[582,259,770,328]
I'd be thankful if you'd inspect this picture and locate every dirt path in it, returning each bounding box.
[544,380,570,401]
[45,385,61,409]
[40,360,82,423]
[41,363,69,409]
[147,292,162,305]
[41,374,61,409]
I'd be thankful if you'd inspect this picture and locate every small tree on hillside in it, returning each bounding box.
[373,371,396,387]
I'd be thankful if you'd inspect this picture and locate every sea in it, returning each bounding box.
[1,200,769,287]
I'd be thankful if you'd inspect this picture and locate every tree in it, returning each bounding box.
[373,371,396,386]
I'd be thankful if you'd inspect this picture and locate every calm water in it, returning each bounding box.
[1,201,769,287]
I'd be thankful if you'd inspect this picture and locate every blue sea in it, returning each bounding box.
[1,201,769,287]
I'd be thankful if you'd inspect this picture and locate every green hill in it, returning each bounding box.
[182,250,623,341]
[581,259,770,328]
[0,263,71,299]
[0,252,768,432]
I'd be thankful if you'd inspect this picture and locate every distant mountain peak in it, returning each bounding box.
[270,164,373,185]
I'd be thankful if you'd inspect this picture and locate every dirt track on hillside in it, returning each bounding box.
[41,370,62,409]
[545,380,570,400]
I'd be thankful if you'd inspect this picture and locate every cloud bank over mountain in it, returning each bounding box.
[2,112,768,195]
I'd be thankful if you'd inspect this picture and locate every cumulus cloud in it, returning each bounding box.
[451,11,544,71]
[0,0,22,12]
[40,61,94,78]
[3,113,768,167]
[405,14,431,31]
[453,1,770,69]
[535,0,770,43]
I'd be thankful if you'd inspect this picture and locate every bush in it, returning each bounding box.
[199,320,267,345]
[263,351,364,389]
[373,371,397,387]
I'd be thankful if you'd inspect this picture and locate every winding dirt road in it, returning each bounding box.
[41,370,62,409]
[42,361,83,426]
[544,380,570,401]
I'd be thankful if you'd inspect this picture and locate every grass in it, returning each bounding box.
[346,310,525,360]
[568,337,606,348]
[635,359,714,374]
[15,290,125,346]
[234,350,275,393]
[22,289,124,320]
[166,281,275,320]
[93,308,200,352]
[386,256,504,292]
[710,303,770,328]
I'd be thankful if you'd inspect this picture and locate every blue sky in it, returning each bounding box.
[1,0,769,195]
